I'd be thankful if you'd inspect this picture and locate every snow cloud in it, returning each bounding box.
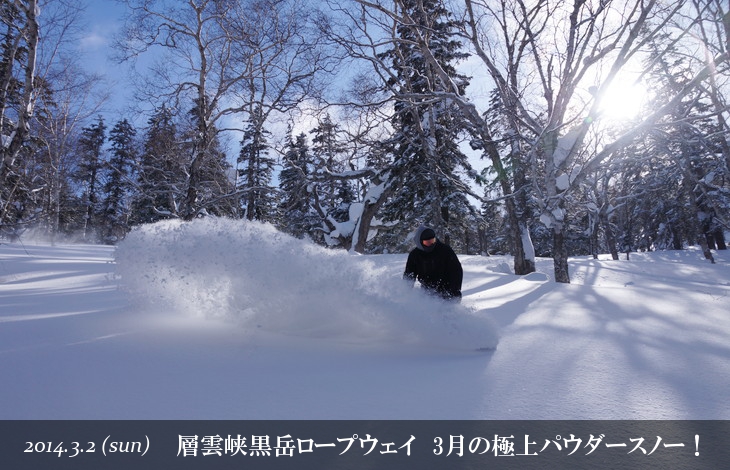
[115,217,498,350]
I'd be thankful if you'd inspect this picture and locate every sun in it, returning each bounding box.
[594,77,647,121]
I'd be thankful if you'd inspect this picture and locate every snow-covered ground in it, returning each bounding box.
[1,217,729,419]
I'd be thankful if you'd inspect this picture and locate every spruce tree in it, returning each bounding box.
[132,105,184,224]
[100,119,137,243]
[279,130,317,238]
[75,116,106,241]
[378,0,476,251]
[642,33,729,257]
[237,105,278,222]
[309,113,356,230]
[181,96,237,219]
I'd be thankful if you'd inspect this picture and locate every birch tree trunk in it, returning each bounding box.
[0,0,39,206]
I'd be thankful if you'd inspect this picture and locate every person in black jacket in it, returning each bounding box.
[403,226,463,301]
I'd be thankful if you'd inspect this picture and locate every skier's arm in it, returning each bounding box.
[403,252,417,286]
[448,251,463,298]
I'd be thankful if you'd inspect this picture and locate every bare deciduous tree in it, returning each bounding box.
[0,0,40,236]
[394,0,728,282]
[116,0,329,220]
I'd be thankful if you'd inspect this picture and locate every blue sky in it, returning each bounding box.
[77,1,132,119]
[74,1,245,165]
[78,1,125,73]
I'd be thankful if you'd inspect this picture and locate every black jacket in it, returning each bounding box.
[404,228,463,300]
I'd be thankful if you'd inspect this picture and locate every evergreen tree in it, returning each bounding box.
[377,0,477,252]
[180,97,237,218]
[75,116,106,241]
[479,190,508,256]
[642,33,729,258]
[132,105,185,223]
[238,105,278,222]
[309,113,356,229]
[100,119,137,243]
[278,130,317,238]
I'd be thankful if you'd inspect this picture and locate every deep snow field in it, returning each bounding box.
[1,217,729,420]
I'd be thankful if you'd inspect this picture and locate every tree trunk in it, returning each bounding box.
[348,168,396,253]
[351,194,387,253]
[553,228,570,283]
[477,225,487,255]
[588,212,599,259]
[602,210,619,260]
[686,186,716,264]
[513,217,536,275]
[712,228,727,250]
[511,163,536,275]
[481,136,534,275]
[698,230,715,264]
[183,153,202,221]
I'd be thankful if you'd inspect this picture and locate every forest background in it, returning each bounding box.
[0,0,728,283]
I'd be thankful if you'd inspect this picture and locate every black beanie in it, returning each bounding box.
[420,228,436,241]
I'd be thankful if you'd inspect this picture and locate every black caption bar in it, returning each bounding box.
[2,420,727,470]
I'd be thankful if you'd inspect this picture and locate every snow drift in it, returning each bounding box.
[115,217,498,350]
